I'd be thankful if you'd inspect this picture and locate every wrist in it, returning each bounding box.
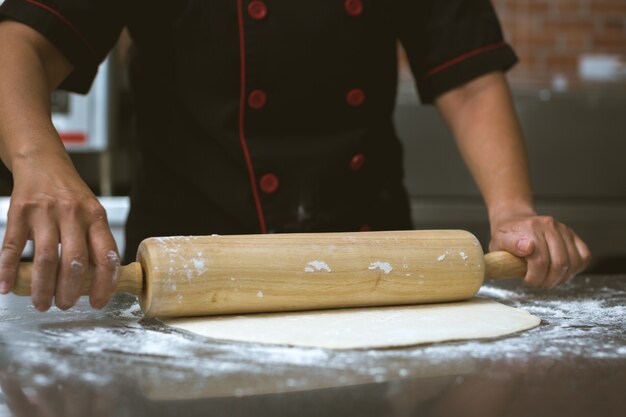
[9,142,72,174]
[488,200,537,226]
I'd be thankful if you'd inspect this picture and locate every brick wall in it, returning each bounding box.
[493,0,626,90]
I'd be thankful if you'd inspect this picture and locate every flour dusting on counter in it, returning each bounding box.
[0,275,623,400]
[477,286,521,300]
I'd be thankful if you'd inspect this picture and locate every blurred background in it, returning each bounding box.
[0,0,624,271]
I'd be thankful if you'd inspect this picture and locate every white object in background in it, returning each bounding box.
[51,59,111,152]
[0,197,129,258]
[579,54,626,81]
[551,73,569,92]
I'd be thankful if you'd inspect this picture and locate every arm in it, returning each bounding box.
[435,71,591,288]
[0,20,119,310]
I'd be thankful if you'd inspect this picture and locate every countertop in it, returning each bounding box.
[0,275,624,417]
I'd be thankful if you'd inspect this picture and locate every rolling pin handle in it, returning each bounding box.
[484,251,527,280]
[115,262,144,295]
[12,261,144,297]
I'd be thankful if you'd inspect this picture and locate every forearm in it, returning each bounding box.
[0,20,73,172]
[434,71,591,286]
[0,21,121,310]
[434,71,535,224]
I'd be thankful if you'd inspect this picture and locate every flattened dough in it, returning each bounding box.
[162,298,540,350]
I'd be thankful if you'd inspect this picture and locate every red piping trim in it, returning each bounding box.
[423,41,507,79]
[237,0,267,234]
[59,131,87,143]
[23,0,99,59]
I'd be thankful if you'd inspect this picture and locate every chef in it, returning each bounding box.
[0,0,590,311]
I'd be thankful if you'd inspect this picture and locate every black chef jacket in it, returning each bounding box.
[0,0,517,261]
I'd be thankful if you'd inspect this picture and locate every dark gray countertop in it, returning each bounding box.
[0,275,624,417]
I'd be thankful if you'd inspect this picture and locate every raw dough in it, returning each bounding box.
[161,298,540,350]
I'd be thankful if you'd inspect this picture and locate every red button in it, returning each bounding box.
[259,173,279,194]
[248,0,267,20]
[248,89,267,110]
[359,224,371,232]
[346,88,365,106]
[248,0,268,20]
[345,0,363,16]
[350,153,366,171]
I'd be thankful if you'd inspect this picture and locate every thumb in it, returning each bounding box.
[491,233,535,258]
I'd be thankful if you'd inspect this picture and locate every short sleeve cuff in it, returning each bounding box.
[0,0,100,93]
[416,42,518,104]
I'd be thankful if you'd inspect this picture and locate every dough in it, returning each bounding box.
[162,298,540,350]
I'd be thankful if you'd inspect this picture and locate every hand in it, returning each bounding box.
[489,213,591,288]
[0,156,119,311]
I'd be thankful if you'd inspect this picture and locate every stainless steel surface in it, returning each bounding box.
[0,275,624,417]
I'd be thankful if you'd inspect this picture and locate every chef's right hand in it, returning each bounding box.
[0,156,119,311]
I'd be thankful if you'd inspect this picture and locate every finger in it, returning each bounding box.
[560,226,582,284]
[86,208,119,309]
[573,233,592,273]
[55,217,89,310]
[0,208,29,294]
[523,232,549,287]
[490,230,535,258]
[31,223,60,312]
[542,229,571,289]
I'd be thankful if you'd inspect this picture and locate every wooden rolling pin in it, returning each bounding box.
[12,230,526,318]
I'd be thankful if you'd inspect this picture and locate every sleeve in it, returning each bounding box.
[395,0,518,104]
[0,0,129,93]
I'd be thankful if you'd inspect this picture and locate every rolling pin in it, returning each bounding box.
[12,230,526,318]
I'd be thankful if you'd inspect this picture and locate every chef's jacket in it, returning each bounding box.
[0,0,518,261]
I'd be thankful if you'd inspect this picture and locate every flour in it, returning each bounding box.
[70,259,85,273]
[368,261,393,274]
[304,260,331,273]
[477,286,521,300]
[192,258,207,274]
[468,281,626,359]
[62,281,626,361]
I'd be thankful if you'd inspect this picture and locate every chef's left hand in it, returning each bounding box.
[488,213,591,288]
